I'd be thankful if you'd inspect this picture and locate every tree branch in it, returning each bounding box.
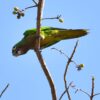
[51,48,80,70]
[90,77,95,100]
[72,77,100,99]
[59,81,74,100]
[51,48,69,59]
[21,5,37,12]
[94,93,100,97]
[64,40,78,100]
[59,90,67,100]
[35,0,57,100]
[0,84,9,98]
[32,0,38,5]
[59,40,79,100]
[35,0,44,50]
[79,89,90,97]
[41,15,64,23]
[35,50,57,100]
[42,15,61,20]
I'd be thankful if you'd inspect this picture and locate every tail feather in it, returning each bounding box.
[40,29,88,49]
[54,29,88,40]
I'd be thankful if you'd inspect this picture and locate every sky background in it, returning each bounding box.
[0,0,100,100]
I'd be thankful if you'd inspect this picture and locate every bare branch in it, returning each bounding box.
[63,82,90,97]
[34,0,57,100]
[90,77,95,100]
[66,82,90,97]
[42,15,61,20]
[21,5,37,12]
[59,90,67,100]
[79,89,90,97]
[59,40,79,100]
[67,81,75,90]
[52,47,84,71]
[51,48,77,66]
[32,0,38,5]
[59,82,74,100]
[35,0,44,50]
[94,93,100,97]
[35,50,57,100]
[51,48,69,59]
[42,15,64,23]
[76,77,100,100]
[0,84,9,98]
[71,77,100,100]
[64,40,78,100]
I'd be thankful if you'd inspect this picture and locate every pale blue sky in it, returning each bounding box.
[0,0,100,100]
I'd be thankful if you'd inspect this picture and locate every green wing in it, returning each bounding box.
[23,27,88,49]
[40,27,88,49]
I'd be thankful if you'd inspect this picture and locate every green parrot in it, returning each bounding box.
[12,27,88,56]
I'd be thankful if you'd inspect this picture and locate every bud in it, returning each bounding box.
[17,14,21,19]
[92,76,95,80]
[21,13,25,17]
[59,18,64,23]
[79,64,84,68]
[12,11,17,15]
[77,64,84,71]
[14,7,19,11]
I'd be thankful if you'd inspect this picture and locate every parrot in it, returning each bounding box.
[12,27,88,56]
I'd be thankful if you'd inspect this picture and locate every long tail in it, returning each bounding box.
[53,29,88,40]
[41,28,88,49]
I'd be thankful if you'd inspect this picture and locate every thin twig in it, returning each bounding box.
[23,5,37,11]
[42,15,61,20]
[59,90,67,100]
[74,77,100,99]
[59,82,74,100]
[21,5,37,12]
[51,48,69,59]
[64,40,78,100]
[59,40,79,100]
[67,81,74,90]
[94,93,100,97]
[35,50,57,100]
[20,0,38,12]
[90,78,95,100]
[32,0,38,5]
[0,84,9,98]
[66,81,90,97]
[66,82,90,97]
[35,0,57,100]
[51,48,78,67]
[79,89,90,97]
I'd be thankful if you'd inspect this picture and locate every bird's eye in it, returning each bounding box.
[12,47,22,56]
[12,46,16,50]
[12,46,18,55]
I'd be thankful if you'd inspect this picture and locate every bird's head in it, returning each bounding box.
[12,40,29,57]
